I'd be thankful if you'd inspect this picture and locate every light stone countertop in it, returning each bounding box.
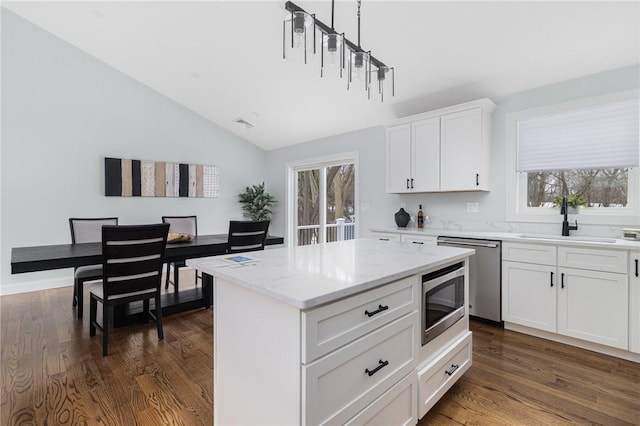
[369,227,640,250]
[187,238,473,309]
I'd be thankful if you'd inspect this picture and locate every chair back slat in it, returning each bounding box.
[161,216,197,235]
[70,217,118,244]
[227,220,270,254]
[101,224,169,300]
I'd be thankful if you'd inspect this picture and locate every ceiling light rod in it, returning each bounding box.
[284,1,387,70]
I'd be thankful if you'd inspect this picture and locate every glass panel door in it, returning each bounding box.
[326,164,356,243]
[296,169,320,246]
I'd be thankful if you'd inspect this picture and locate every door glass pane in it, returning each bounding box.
[326,164,355,243]
[297,169,320,245]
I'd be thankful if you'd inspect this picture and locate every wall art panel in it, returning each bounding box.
[104,157,219,198]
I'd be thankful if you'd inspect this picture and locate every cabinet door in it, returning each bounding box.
[557,267,628,349]
[440,108,483,191]
[411,117,440,192]
[386,124,412,193]
[630,252,640,354]
[502,261,556,332]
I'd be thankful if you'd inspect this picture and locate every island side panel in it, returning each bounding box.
[214,278,301,425]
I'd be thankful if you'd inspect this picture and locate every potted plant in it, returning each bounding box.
[553,194,587,213]
[238,182,276,221]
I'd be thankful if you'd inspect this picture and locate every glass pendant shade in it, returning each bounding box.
[320,32,345,79]
[347,50,371,92]
[283,10,315,64]
[369,65,394,102]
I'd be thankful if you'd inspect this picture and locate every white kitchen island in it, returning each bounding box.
[187,238,474,425]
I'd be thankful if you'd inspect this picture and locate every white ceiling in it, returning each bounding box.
[3,1,639,151]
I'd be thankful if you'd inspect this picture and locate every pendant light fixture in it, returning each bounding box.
[283,0,394,101]
[347,1,371,92]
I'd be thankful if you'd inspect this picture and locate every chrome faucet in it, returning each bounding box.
[560,196,578,236]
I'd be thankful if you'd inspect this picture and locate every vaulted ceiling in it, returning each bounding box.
[4,1,639,150]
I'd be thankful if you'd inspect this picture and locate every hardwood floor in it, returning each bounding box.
[2,273,639,425]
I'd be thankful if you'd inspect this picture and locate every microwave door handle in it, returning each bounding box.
[438,240,499,248]
[424,267,465,288]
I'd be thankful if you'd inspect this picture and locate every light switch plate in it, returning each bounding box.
[467,202,479,213]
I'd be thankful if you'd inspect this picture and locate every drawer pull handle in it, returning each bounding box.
[445,364,459,376]
[365,359,389,377]
[561,272,565,289]
[365,304,389,317]
[412,241,424,245]
[635,259,638,277]
[406,178,410,189]
[550,271,554,287]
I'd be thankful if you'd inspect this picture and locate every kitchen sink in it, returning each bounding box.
[518,234,617,243]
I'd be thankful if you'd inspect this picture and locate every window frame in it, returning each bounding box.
[286,151,359,247]
[506,90,640,225]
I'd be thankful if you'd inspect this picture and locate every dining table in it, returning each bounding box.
[11,234,284,326]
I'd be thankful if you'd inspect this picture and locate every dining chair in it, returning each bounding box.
[161,215,199,292]
[89,223,170,356]
[69,217,118,319]
[226,220,270,254]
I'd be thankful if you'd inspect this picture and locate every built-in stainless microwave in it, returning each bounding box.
[421,262,465,345]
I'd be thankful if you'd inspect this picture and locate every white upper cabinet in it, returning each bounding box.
[386,117,440,193]
[386,99,496,193]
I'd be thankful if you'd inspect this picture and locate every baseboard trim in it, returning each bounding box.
[504,322,640,363]
[1,277,73,296]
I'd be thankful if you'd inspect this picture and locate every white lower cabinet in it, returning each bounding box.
[502,261,556,332]
[630,251,640,354]
[303,312,418,425]
[401,235,437,246]
[502,242,632,352]
[417,331,472,418]
[345,373,418,426]
[370,231,401,242]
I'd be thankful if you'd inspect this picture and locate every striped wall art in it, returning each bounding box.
[104,157,219,198]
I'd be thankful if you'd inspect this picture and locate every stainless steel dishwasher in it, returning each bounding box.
[437,236,502,323]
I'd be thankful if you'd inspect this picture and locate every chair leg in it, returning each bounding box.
[77,278,85,319]
[165,262,170,289]
[102,304,111,356]
[72,278,78,307]
[89,295,97,336]
[173,265,179,293]
[155,295,164,340]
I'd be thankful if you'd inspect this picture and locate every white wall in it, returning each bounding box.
[1,10,267,294]
[266,64,640,240]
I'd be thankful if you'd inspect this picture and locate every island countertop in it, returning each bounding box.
[187,238,474,309]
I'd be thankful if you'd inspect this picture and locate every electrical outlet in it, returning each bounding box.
[467,202,479,213]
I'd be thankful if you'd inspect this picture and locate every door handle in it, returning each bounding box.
[476,173,479,186]
[550,271,554,287]
[561,272,565,289]
[635,259,638,277]
[406,178,410,189]
[411,178,414,189]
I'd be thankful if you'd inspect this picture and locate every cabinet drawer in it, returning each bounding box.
[303,276,419,363]
[370,232,401,242]
[303,312,418,426]
[417,331,472,418]
[558,246,627,273]
[503,242,556,265]
[344,373,418,426]
[401,235,437,246]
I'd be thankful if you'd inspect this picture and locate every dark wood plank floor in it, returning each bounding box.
[2,271,639,425]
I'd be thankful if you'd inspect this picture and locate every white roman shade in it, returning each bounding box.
[517,98,640,172]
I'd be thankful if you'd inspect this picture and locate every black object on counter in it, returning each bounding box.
[394,208,410,227]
